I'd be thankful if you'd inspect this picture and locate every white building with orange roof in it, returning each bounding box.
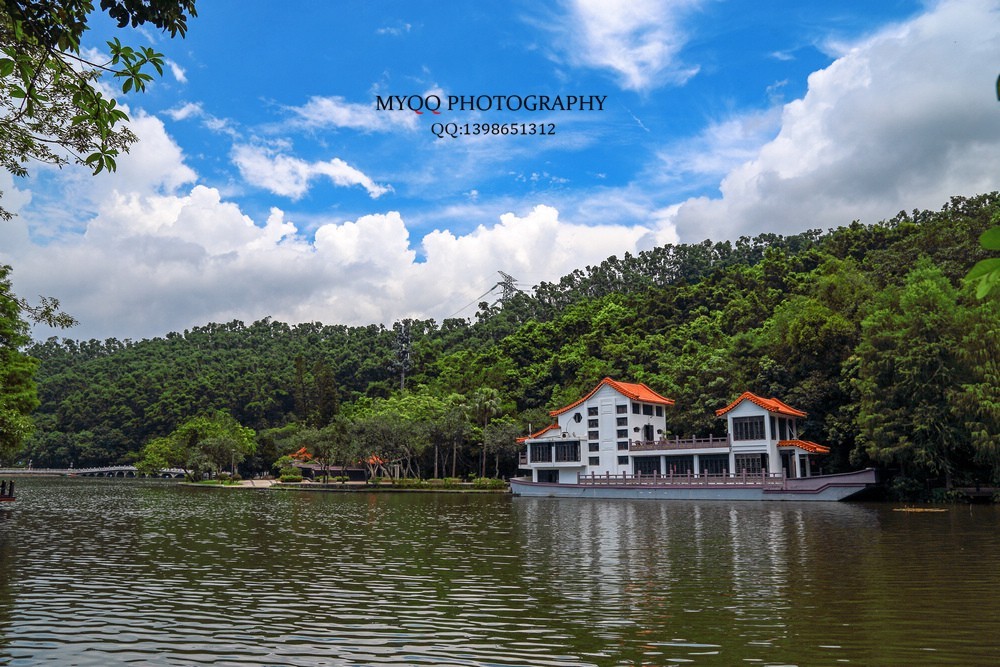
[518,380,830,484]
[519,377,676,483]
[715,391,830,478]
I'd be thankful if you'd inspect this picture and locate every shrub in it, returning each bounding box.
[279,473,303,483]
[472,477,507,490]
[393,477,427,488]
[427,477,463,489]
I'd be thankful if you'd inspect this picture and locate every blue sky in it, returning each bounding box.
[3,0,999,340]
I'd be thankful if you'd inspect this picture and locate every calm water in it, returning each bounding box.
[1,478,999,666]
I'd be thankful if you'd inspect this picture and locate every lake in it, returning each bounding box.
[1,477,999,665]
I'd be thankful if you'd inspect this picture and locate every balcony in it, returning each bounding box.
[629,435,730,452]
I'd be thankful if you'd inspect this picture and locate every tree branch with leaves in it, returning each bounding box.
[0,0,197,219]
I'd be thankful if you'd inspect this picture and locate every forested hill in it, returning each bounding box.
[23,193,1000,493]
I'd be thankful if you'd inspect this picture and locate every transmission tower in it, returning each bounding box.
[496,271,520,304]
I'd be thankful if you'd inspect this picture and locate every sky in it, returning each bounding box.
[2,0,1000,341]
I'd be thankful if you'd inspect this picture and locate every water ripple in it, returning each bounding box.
[3,479,1000,665]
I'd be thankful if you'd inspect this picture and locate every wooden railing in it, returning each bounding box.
[629,435,730,452]
[576,470,785,488]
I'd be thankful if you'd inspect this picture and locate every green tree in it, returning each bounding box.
[136,409,254,480]
[967,224,1000,298]
[290,417,352,482]
[1,0,197,218]
[468,387,501,478]
[0,264,38,461]
[483,415,520,478]
[951,295,1000,483]
[852,260,969,489]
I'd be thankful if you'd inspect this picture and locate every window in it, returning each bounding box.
[588,406,598,416]
[537,469,559,483]
[617,441,629,450]
[588,430,599,440]
[572,412,582,423]
[617,455,629,465]
[616,417,628,426]
[555,442,580,463]
[655,406,663,417]
[770,416,776,439]
[732,416,766,441]
[664,455,693,475]
[642,404,653,416]
[700,454,729,476]
[588,418,599,428]
[589,442,599,452]
[529,443,551,463]
[735,453,766,475]
[616,404,628,414]
[634,456,660,475]
[632,403,640,414]
[589,456,600,466]
[778,418,788,440]
[617,429,628,439]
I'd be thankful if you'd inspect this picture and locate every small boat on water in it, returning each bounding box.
[513,378,877,502]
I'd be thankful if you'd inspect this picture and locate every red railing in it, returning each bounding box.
[629,435,730,452]
[576,470,785,488]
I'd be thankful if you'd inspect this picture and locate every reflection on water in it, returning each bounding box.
[1,478,998,666]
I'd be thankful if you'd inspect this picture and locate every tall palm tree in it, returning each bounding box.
[468,388,501,478]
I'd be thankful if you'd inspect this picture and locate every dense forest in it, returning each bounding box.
[7,194,1000,498]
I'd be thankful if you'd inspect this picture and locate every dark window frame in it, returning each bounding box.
[732,416,766,441]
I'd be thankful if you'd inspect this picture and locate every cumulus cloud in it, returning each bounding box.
[554,0,702,91]
[665,0,1000,241]
[4,190,659,340]
[232,144,392,199]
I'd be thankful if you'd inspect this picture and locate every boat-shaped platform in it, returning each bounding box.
[510,468,877,501]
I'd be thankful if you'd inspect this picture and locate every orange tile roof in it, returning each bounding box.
[777,439,830,454]
[550,377,674,416]
[516,423,561,443]
[715,391,807,418]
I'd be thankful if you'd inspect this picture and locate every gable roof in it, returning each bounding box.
[777,439,830,454]
[550,377,674,416]
[715,391,807,418]
[516,423,561,443]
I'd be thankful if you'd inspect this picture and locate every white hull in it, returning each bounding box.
[509,469,877,502]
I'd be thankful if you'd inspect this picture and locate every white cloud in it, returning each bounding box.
[286,95,420,132]
[166,59,187,84]
[232,144,392,199]
[655,107,782,184]
[4,190,660,340]
[554,0,702,91]
[376,22,412,36]
[664,0,1000,241]
[165,102,202,121]
[164,102,240,138]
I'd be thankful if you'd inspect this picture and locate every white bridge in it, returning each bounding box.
[0,465,186,478]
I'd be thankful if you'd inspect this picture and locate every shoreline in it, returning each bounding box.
[181,479,511,494]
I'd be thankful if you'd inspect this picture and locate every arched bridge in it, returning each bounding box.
[0,466,186,478]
